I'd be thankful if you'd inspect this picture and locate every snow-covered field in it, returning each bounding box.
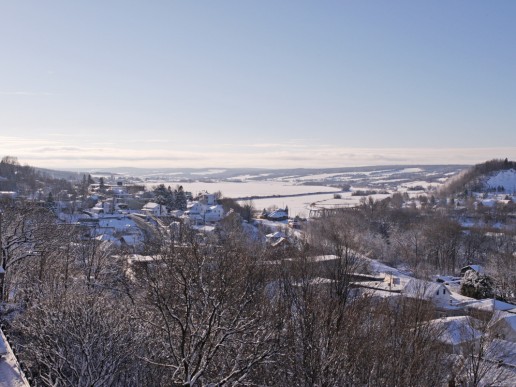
[145,181,339,199]
[242,191,392,217]
[138,165,465,217]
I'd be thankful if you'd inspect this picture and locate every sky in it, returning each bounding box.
[1,1,515,170]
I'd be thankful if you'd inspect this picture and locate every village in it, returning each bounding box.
[1,160,516,385]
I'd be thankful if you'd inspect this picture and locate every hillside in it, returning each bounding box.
[440,158,516,196]
[486,169,516,192]
[0,156,80,196]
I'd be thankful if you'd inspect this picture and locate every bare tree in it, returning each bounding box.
[12,287,145,386]
[453,314,512,387]
[133,236,279,386]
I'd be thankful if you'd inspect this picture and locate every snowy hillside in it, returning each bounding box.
[486,169,516,192]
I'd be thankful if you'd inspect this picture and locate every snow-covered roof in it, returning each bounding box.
[427,316,482,346]
[271,237,289,247]
[192,225,216,233]
[490,311,516,332]
[266,231,286,239]
[461,264,484,274]
[268,209,288,219]
[128,254,156,263]
[487,339,516,366]
[294,277,334,287]
[143,202,160,209]
[466,299,516,312]
[403,278,446,300]
[120,235,141,246]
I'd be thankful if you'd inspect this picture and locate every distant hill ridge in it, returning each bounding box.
[440,158,516,196]
[0,156,81,195]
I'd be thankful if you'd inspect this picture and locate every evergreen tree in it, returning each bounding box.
[461,270,494,299]
[99,177,106,192]
[153,184,175,209]
[46,192,56,211]
[175,185,187,211]
[80,174,89,197]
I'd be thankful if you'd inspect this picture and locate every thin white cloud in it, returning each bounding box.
[1,135,515,169]
[0,91,55,96]
[9,148,516,169]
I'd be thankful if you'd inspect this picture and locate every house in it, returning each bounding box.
[0,191,17,199]
[263,208,289,221]
[186,202,204,216]
[403,278,451,305]
[183,202,204,225]
[91,200,112,214]
[184,201,225,224]
[489,311,516,342]
[142,202,167,217]
[265,231,287,244]
[460,264,485,276]
[120,234,144,252]
[199,192,216,205]
[426,316,482,354]
[270,237,291,249]
[204,205,225,222]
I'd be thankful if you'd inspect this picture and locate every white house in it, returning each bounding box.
[204,205,225,222]
[91,200,112,214]
[187,202,205,216]
[184,201,225,224]
[263,208,289,221]
[199,192,216,206]
[403,279,452,305]
[142,202,167,217]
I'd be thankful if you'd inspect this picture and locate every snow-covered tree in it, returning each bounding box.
[461,270,494,299]
[153,184,175,209]
[174,185,187,211]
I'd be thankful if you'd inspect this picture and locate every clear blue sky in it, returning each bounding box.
[1,1,515,169]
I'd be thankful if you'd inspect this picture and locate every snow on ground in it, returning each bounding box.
[253,218,289,231]
[372,178,409,184]
[229,173,271,180]
[427,316,482,345]
[399,180,441,189]
[400,167,424,173]
[292,173,350,181]
[486,169,516,191]
[146,181,338,199]
[190,169,227,175]
[0,329,30,386]
[248,191,392,218]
